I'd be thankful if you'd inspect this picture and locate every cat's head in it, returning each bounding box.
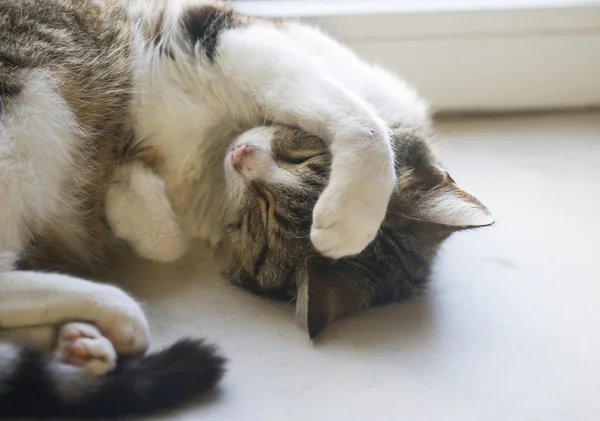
[223,124,493,338]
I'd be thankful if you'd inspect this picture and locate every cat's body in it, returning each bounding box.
[0,0,425,417]
[0,0,484,417]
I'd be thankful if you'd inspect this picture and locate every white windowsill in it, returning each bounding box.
[234,0,600,17]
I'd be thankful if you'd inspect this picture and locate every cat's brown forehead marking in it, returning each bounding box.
[272,126,327,153]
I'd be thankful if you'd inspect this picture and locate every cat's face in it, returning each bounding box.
[224,125,493,338]
[223,126,331,299]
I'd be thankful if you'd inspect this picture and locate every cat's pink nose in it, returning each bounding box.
[232,143,254,170]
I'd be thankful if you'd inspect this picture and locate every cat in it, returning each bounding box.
[92,3,492,339]
[0,0,412,417]
[222,124,493,338]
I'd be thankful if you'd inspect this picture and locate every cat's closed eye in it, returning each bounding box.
[278,152,324,165]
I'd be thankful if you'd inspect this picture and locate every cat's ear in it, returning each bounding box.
[296,256,371,339]
[403,167,494,228]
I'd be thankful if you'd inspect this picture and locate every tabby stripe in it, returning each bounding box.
[272,210,297,231]
[182,5,243,62]
[381,227,424,281]
[305,163,330,178]
[251,242,269,278]
[348,259,381,289]
[378,227,405,259]
[0,81,22,103]
[0,52,25,68]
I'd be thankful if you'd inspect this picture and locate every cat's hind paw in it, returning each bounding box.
[55,322,117,376]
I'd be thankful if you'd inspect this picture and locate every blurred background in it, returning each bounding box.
[232,0,600,114]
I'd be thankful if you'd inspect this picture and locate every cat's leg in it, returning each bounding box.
[106,161,188,263]
[0,270,149,356]
[176,5,397,258]
[279,23,433,131]
[0,325,56,350]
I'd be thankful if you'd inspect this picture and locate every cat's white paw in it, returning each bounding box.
[311,197,382,258]
[106,162,189,263]
[87,286,150,356]
[311,152,395,258]
[55,323,117,376]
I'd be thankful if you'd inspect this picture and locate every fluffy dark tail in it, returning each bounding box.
[0,339,226,419]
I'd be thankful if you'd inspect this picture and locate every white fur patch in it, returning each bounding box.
[0,325,56,350]
[225,126,302,187]
[0,71,79,255]
[106,162,189,263]
[232,126,276,153]
[282,23,432,130]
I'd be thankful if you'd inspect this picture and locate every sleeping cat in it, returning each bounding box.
[94,3,492,340]
[223,125,493,338]
[0,0,410,418]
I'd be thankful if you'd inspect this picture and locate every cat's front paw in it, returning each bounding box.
[55,323,117,376]
[311,130,396,258]
[106,162,189,263]
[311,192,386,258]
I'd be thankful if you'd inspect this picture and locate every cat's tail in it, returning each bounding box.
[0,339,226,419]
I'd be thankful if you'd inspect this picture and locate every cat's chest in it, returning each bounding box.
[142,119,243,245]
[133,68,263,244]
